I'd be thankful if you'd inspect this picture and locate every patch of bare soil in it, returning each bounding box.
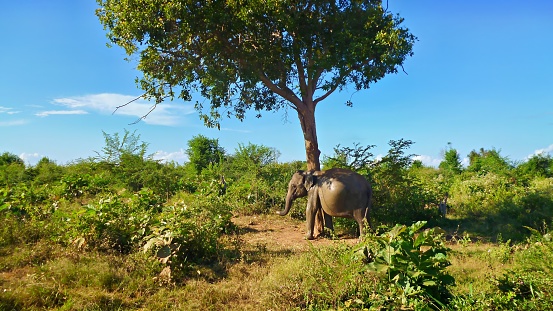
[231,214,359,253]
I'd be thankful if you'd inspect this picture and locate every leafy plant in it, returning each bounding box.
[142,194,233,281]
[70,195,151,253]
[357,221,455,308]
[186,135,226,175]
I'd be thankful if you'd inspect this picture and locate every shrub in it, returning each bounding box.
[142,192,232,280]
[448,172,517,218]
[356,221,455,309]
[69,194,152,253]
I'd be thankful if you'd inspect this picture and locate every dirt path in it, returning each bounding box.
[231,214,359,252]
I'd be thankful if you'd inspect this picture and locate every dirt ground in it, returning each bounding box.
[231,214,359,252]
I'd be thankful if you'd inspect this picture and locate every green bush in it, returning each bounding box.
[225,161,304,215]
[449,173,517,218]
[69,194,152,253]
[142,192,232,281]
[356,221,455,309]
[448,174,553,240]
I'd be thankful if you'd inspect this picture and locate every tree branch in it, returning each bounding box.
[112,91,171,125]
[257,70,304,109]
[313,57,373,105]
[295,46,309,100]
[127,94,171,125]
[112,94,144,115]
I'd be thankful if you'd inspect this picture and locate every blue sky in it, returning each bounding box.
[1,1,552,166]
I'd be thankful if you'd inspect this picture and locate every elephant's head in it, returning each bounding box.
[277,170,317,216]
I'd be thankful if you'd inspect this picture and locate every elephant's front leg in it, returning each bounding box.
[305,191,320,240]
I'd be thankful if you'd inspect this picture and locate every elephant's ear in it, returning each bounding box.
[303,171,316,190]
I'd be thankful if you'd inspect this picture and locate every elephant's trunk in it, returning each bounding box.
[277,191,294,216]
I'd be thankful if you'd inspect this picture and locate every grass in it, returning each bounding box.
[1,215,553,310]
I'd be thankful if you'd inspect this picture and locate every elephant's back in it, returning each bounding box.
[323,168,371,192]
[318,169,370,215]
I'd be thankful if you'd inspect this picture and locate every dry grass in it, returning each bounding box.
[447,242,513,296]
[2,215,551,310]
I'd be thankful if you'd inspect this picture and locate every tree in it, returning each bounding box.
[96,0,416,171]
[516,153,552,180]
[321,142,375,175]
[0,152,24,166]
[467,148,512,175]
[231,143,280,168]
[0,152,25,187]
[439,145,462,175]
[95,129,150,163]
[186,135,226,174]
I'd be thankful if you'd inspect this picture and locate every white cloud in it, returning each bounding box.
[0,119,28,126]
[153,149,188,163]
[412,155,442,167]
[46,93,195,126]
[35,110,89,117]
[527,144,553,158]
[0,106,21,115]
[19,152,42,165]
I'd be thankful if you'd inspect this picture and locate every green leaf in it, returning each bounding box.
[156,245,172,259]
[382,245,396,264]
[413,231,427,248]
[367,262,390,273]
[422,280,437,287]
[387,224,407,240]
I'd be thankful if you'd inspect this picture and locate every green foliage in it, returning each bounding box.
[96,0,416,128]
[321,142,375,175]
[95,129,149,163]
[467,148,512,175]
[0,151,24,166]
[143,193,232,279]
[439,145,463,176]
[448,173,553,241]
[70,195,152,253]
[449,173,516,218]
[0,155,26,187]
[371,140,441,225]
[230,142,280,169]
[357,221,454,308]
[29,157,64,186]
[186,135,226,175]
[224,143,295,215]
[515,153,553,184]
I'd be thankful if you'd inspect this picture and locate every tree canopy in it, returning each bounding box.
[95,129,150,163]
[186,134,226,174]
[439,147,463,175]
[96,0,416,170]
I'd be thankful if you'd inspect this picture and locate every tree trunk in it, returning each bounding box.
[297,103,325,236]
[298,107,321,171]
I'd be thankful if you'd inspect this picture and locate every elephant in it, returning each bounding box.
[277,168,373,240]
